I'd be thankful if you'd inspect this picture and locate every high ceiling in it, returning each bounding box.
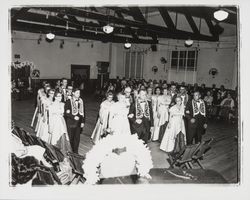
[11,6,237,44]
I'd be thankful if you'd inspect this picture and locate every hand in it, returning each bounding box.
[128,114,134,118]
[42,117,46,123]
[81,123,84,128]
[136,119,142,124]
[150,127,154,133]
[168,123,171,129]
[190,118,196,123]
[204,124,208,129]
[74,116,79,121]
[157,113,161,118]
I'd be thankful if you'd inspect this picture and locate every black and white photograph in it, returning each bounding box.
[1,0,250,199]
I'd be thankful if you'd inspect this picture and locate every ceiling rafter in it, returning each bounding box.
[11,7,223,42]
[12,21,157,44]
[183,8,200,34]
[11,7,30,22]
[158,7,175,29]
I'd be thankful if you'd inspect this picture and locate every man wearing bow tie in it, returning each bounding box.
[185,91,208,145]
[128,89,154,144]
[64,88,85,154]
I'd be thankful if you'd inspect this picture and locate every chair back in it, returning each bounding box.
[194,138,213,159]
[67,152,85,176]
[180,143,201,162]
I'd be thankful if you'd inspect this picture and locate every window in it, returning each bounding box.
[124,51,144,79]
[171,50,198,71]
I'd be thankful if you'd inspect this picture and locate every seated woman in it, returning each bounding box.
[219,93,235,121]
[160,96,186,153]
[211,92,223,119]
[204,91,213,118]
[91,91,114,144]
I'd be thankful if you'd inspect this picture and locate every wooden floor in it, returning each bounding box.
[11,95,239,183]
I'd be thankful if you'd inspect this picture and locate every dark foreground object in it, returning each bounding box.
[100,168,227,184]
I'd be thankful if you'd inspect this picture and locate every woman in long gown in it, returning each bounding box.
[91,91,114,144]
[157,88,172,142]
[48,91,72,155]
[151,87,161,141]
[34,84,50,132]
[36,89,55,143]
[109,93,131,135]
[160,96,186,153]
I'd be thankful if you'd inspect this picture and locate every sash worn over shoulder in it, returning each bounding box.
[192,99,206,117]
[70,98,84,116]
[135,99,150,119]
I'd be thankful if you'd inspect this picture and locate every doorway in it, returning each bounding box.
[71,64,90,93]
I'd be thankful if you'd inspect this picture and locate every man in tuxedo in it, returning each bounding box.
[185,91,208,145]
[59,78,68,102]
[64,88,85,154]
[169,84,178,107]
[128,89,154,144]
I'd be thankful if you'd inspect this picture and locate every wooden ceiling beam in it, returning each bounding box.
[183,8,200,34]
[12,21,158,44]
[158,7,175,29]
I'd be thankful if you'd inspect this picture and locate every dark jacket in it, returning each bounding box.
[64,98,85,128]
[128,100,154,127]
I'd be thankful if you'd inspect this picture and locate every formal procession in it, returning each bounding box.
[9,5,239,187]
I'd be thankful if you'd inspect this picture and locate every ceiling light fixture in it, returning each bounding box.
[46,32,55,42]
[124,41,131,49]
[103,24,114,34]
[185,38,193,47]
[213,9,229,21]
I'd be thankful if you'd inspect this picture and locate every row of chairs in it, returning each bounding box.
[12,125,86,185]
[168,138,213,170]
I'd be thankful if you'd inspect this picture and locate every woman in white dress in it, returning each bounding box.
[91,91,114,144]
[157,88,172,142]
[36,89,54,143]
[34,84,50,132]
[160,96,186,153]
[48,91,72,155]
[151,87,161,141]
[109,93,131,135]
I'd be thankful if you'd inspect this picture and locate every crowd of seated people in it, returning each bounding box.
[98,77,238,124]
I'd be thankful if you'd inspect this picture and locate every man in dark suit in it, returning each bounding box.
[128,89,154,144]
[59,78,68,102]
[185,91,208,145]
[64,88,85,154]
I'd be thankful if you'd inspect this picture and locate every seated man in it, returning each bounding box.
[219,93,235,121]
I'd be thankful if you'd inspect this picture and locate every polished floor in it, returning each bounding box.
[11,95,239,183]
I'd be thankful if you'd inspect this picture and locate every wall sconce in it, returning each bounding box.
[209,68,219,78]
[152,66,158,74]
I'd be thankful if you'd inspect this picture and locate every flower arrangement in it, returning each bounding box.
[82,133,153,185]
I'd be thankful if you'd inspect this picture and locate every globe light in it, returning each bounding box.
[185,38,193,47]
[103,24,114,34]
[213,9,229,21]
[124,42,131,49]
[46,32,55,41]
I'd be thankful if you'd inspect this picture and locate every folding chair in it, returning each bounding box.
[191,138,213,169]
[12,127,30,146]
[67,152,86,184]
[32,164,62,185]
[168,143,201,169]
